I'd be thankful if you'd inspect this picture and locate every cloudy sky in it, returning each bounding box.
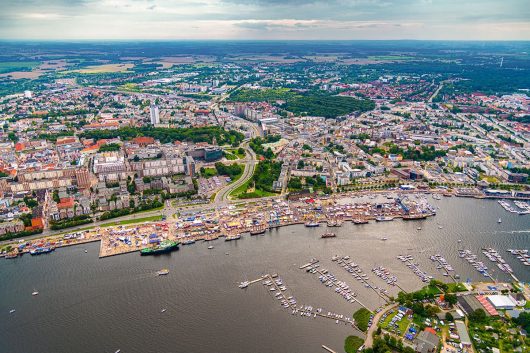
[1,0,529,40]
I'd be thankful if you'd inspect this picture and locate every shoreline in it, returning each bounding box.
[2,189,528,261]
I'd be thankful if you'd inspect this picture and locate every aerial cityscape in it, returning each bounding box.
[0,1,529,353]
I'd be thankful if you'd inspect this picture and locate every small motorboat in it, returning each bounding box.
[84,249,88,253]
[208,246,214,250]
[157,269,169,276]
[32,290,39,296]
[160,309,167,313]
[9,309,15,314]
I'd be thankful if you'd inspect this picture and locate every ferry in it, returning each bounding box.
[304,221,320,227]
[140,240,179,256]
[321,233,336,238]
[250,228,266,236]
[375,216,393,222]
[157,269,169,276]
[225,234,241,241]
[403,214,427,220]
[30,247,55,256]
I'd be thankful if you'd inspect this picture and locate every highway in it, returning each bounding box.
[214,140,257,203]
[213,114,261,203]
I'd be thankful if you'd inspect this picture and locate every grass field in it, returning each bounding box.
[118,83,141,92]
[416,284,442,297]
[202,168,218,178]
[231,149,246,159]
[230,179,277,199]
[223,149,245,160]
[445,282,467,293]
[344,335,364,353]
[0,61,40,74]
[223,152,238,160]
[367,55,414,61]
[71,63,134,74]
[100,215,163,227]
[352,308,372,332]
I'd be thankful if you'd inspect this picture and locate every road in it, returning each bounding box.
[364,303,398,348]
[0,209,164,246]
[428,81,444,103]
[212,109,262,204]
[214,140,257,203]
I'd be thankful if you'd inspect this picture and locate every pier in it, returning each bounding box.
[430,254,457,283]
[397,255,433,284]
[457,249,495,282]
[301,258,372,311]
[242,273,362,330]
[300,259,319,269]
[322,345,338,353]
[334,257,392,303]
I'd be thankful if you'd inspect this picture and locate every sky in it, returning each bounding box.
[0,0,529,40]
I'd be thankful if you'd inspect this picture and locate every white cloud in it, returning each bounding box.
[0,0,528,39]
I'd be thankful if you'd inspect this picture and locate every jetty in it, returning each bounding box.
[322,345,338,353]
[300,259,319,269]
[241,273,362,330]
[335,256,393,303]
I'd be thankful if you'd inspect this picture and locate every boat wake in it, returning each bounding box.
[495,230,530,234]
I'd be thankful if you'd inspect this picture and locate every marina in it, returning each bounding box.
[241,273,360,329]
[481,247,518,281]
[458,249,494,280]
[507,249,530,266]
[396,254,433,283]
[2,197,530,353]
[429,254,458,282]
[306,262,370,309]
[334,256,394,302]
[498,199,530,215]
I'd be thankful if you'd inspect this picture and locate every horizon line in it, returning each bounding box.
[1,39,530,43]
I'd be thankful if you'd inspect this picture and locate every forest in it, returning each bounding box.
[80,126,244,146]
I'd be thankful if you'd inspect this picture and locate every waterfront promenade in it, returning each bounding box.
[2,191,437,259]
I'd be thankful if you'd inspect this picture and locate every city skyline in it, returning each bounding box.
[0,0,529,40]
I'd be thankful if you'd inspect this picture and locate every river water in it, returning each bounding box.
[0,197,528,353]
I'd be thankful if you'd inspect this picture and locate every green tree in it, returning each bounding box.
[445,294,457,306]
[469,309,487,323]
